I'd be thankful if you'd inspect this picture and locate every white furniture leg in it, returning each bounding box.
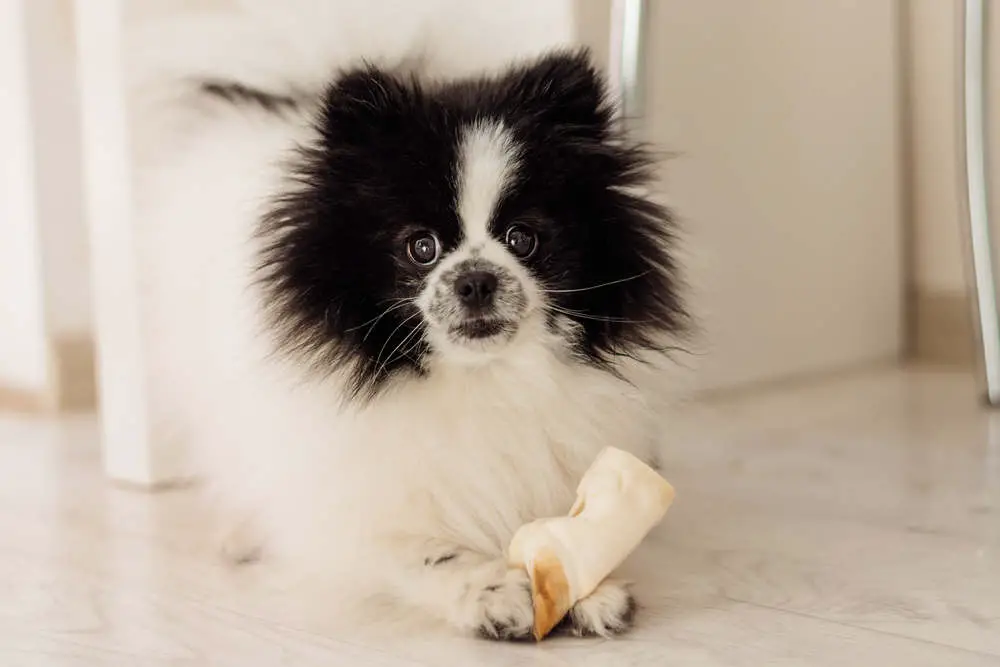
[74,0,184,487]
[0,0,53,397]
[608,0,646,130]
[962,0,1000,405]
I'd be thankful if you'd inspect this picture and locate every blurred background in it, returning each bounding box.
[2,0,994,417]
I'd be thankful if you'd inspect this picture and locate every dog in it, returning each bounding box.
[136,44,685,639]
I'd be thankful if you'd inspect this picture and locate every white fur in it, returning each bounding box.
[456,122,520,244]
[131,2,669,638]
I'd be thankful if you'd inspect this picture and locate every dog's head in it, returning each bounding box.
[258,50,685,398]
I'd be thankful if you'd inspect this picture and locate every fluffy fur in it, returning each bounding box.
[137,44,684,639]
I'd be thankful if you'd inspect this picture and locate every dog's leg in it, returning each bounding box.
[386,538,534,640]
[217,514,264,566]
[566,578,637,637]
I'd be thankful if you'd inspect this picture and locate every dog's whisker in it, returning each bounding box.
[372,312,422,374]
[375,321,426,379]
[545,305,650,325]
[344,301,406,333]
[361,299,417,342]
[541,271,650,294]
[390,328,426,369]
[397,327,427,357]
[343,298,415,337]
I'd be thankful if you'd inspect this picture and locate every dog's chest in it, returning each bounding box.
[354,359,649,553]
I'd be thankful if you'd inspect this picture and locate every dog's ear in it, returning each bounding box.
[318,64,420,143]
[328,65,404,111]
[497,49,613,132]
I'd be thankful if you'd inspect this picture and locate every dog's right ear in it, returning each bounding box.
[318,64,418,142]
[328,65,404,111]
[496,49,613,135]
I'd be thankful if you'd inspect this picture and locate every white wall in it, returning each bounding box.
[905,0,1000,301]
[0,0,53,391]
[644,0,904,391]
[906,0,967,296]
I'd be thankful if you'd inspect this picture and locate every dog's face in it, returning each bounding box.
[258,50,685,398]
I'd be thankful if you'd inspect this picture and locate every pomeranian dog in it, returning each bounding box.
[135,18,685,637]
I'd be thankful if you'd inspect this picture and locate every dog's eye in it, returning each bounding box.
[406,233,440,266]
[505,225,537,259]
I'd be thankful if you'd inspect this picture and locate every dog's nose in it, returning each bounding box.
[454,271,498,309]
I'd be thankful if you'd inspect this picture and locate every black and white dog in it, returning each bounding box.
[137,26,685,638]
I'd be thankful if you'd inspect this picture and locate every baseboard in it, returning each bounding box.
[52,334,97,411]
[909,289,976,367]
[0,334,96,414]
[0,384,53,412]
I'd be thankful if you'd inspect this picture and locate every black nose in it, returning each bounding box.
[454,271,498,309]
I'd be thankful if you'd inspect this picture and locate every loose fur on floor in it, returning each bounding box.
[134,8,684,639]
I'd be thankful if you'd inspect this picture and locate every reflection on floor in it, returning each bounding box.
[1,368,998,666]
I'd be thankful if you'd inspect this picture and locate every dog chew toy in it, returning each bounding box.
[507,447,676,640]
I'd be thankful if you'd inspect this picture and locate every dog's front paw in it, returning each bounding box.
[567,580,637,637]
[217,517,264,566]
[462,565,534,641]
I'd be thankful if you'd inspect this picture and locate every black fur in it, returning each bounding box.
[424,552,458,567]
[256,49,686,398]
[199,80,305,114]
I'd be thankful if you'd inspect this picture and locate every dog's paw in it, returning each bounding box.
[463,566,534,641]
[217,519,263,566]
[567,580,637,637]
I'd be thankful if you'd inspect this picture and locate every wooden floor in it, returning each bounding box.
[1,368,999,666]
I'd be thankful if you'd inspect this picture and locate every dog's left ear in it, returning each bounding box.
[499,49,613,133]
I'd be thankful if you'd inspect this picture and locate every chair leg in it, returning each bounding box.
[74,0,185,487]
[961,0,1000,405]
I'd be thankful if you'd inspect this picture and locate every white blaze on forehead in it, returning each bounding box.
[455,122,520,244]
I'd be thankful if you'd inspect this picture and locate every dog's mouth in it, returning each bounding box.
[450,318,512,340]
